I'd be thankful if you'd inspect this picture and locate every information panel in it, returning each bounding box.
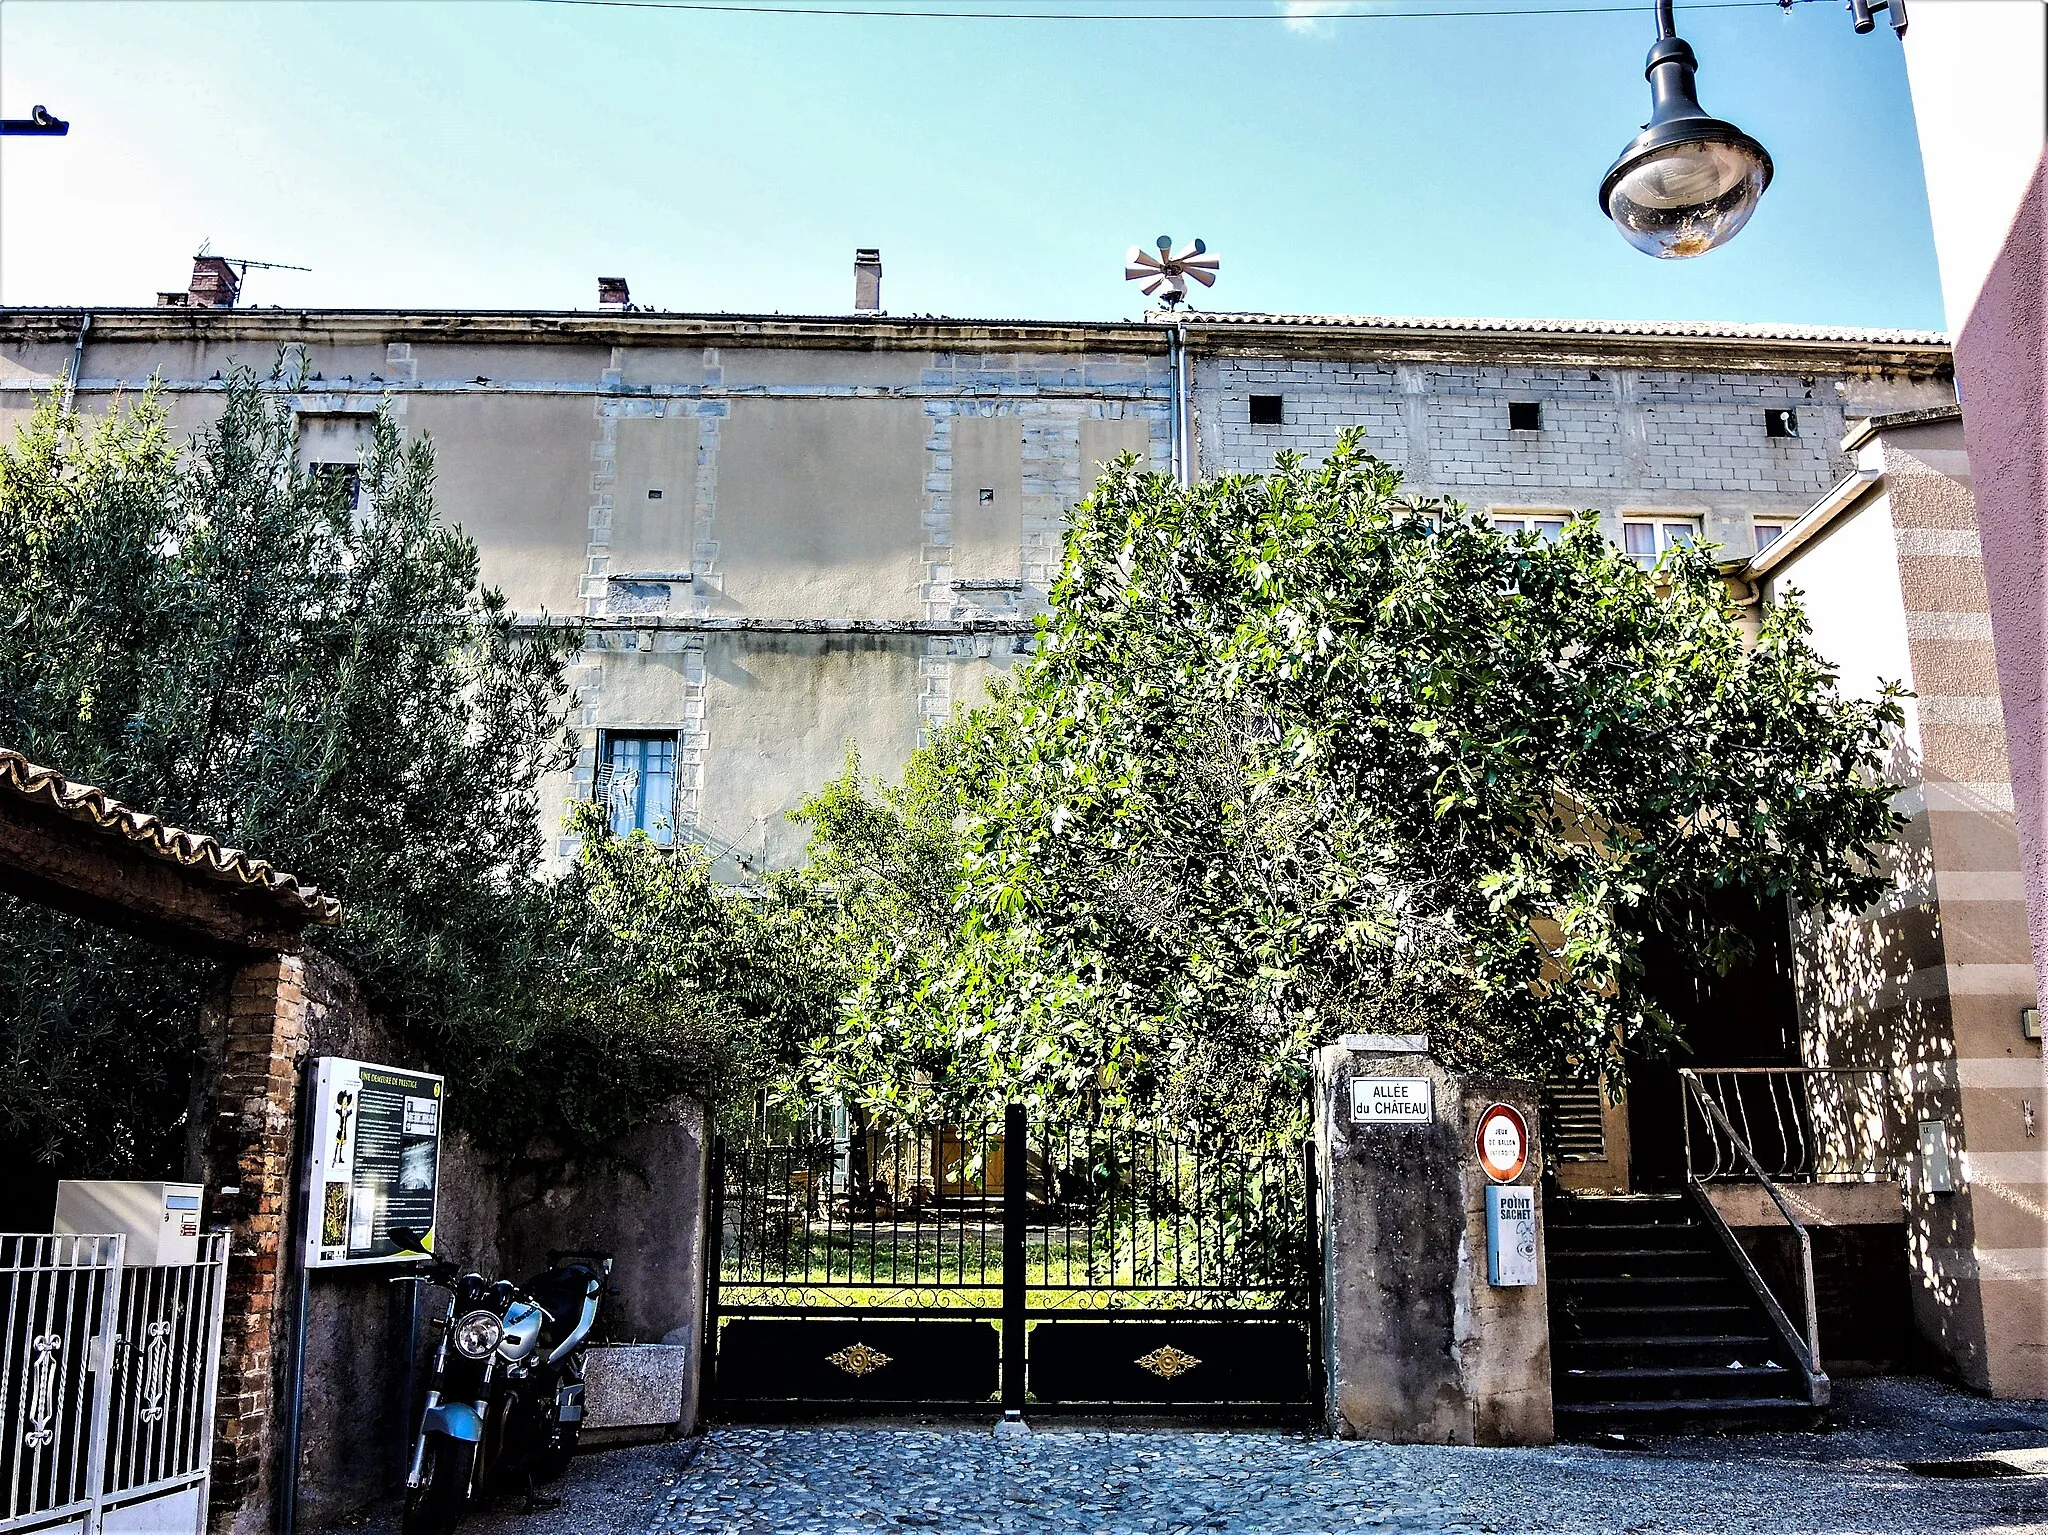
[305,1056,444,1268]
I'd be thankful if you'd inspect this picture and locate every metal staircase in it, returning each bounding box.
[1546,1191,1823,1431]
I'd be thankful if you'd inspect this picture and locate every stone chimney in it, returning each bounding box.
[598,277,631,311]
[157,255,240,308]
[853,249,882,314]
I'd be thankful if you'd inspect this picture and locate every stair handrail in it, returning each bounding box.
[1679,1069,1828,1405]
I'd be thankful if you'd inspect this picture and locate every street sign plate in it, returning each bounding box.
[1349,1076,1433,1124]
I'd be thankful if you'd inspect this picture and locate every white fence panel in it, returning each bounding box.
[1,1235,225,1535]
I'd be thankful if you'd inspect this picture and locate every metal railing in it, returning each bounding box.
[0,1233,227,1535]
[1683,1067,1894,1184]
[1677,1073,1829,1406]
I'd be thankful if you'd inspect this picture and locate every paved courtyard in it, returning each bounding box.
[343,1378,2048,1535]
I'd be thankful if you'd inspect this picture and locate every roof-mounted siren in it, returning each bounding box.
[1124,236,1219,309]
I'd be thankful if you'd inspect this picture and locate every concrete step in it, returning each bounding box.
[1556,1362,1796,1403]
[1554,1396,1819,1433]
[1548,1247,1722,1277]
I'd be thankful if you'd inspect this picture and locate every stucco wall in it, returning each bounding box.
[278,952,712,1529]
[1313,1045,1551,1446]
[0,312,1959,881]
[1768,419,2045,1398]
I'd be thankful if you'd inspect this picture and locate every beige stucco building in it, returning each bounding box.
[0,290,1955,880]
[6,277,2043,1401]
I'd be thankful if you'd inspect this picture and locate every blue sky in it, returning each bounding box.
[0,0,1942,328]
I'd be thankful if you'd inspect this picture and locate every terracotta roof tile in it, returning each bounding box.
[0,748,340,923]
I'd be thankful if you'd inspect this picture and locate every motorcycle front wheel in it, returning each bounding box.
[401,1436,475,1535]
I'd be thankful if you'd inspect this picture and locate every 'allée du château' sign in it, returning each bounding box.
[1349,1076,1433,1124]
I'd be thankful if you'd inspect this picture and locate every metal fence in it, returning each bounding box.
[0,1234,227,1535]
[708,1107,1318,1417]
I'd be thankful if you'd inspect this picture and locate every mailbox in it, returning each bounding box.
[54,1180,204,1267]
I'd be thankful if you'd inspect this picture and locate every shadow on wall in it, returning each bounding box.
[1787,732,1994,1389]
[287,953,709,1532]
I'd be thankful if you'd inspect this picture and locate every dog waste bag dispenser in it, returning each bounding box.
[305,1057,445,1267]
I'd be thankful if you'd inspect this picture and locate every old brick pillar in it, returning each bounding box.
[206,953,312,1535]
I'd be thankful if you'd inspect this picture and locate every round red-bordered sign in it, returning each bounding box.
[1475,1103,1530,1183]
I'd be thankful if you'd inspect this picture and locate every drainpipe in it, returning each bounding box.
[62,311,89,413]
[1169,317,1194,487]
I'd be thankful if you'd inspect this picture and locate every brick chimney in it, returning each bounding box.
[184,256,241,308]
[853,249,882,314]
[159,256,240,308]
[598,277,631,311]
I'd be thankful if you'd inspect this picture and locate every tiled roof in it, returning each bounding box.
[1163,312,1949,346]
[0,748,340,923]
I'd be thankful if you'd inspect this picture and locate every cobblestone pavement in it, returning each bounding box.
[336,1377,2048,1535]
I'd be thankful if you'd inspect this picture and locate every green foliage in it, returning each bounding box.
[515,801,839,1150]
[0,371,785,1171]
[806,435,1904,1134]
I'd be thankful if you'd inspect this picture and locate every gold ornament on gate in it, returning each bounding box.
[825,1341,893,1378]
[1134,1344,1201,1380]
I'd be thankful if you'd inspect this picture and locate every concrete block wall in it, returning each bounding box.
[1196,354,1956,558]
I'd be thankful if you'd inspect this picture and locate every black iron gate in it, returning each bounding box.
[707,1104,1320,1419]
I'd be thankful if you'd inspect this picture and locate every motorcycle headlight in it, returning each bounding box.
[452,1310,504,1360]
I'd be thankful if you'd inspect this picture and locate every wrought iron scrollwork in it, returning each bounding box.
[23,1333,61,1448]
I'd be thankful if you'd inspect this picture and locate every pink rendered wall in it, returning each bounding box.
[1954,146,2048,1025]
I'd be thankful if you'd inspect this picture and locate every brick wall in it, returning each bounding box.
[1195,356,1955,556]
[203,954,311,1535]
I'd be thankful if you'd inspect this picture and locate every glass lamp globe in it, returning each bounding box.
[1602,136,1771,259]
[1601,36,1772,260]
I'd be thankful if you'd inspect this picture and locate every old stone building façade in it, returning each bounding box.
[0,290,1954,880]
[7,280,2043,1403]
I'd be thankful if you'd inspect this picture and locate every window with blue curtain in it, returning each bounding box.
[600,732,679,845]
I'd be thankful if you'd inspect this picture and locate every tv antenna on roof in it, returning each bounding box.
[1124,236,1218,309]
[196,238,311,294]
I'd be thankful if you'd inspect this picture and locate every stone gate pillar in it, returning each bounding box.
[1314,1036,1553,1445]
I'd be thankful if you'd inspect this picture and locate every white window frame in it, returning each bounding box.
[1752,518,1794,554]
[1621,513,1704,563]
[1489,508,1572,544]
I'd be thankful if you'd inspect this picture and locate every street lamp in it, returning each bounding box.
[1600,0,1908,259]
[1599,1,1769,259]
[0,105,69,137]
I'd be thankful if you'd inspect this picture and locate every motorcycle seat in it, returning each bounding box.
[521,1262,602,1347]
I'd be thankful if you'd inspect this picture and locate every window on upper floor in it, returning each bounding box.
[1764,408,1799,439]
[1491,511,1569,544]
[1622,516,1701,563]
[1508,401,1543,432]
[1753,519,1793,553]
[309,462,361,512]
[598,730,680,845]
[1248,395,1284,426]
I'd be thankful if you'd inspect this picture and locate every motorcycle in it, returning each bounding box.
[390,1230,611,1535]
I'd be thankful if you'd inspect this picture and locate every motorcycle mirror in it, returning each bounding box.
[388,1225,428,1254]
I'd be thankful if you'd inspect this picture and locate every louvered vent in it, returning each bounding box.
[1542,1084,1608,1162]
